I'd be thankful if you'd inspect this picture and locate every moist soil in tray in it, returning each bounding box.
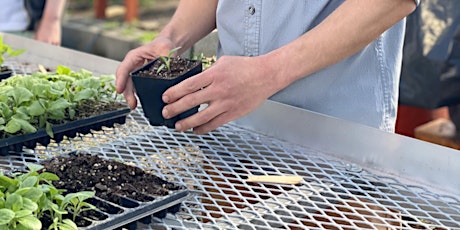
[37,152,189,229]
[0,101,130,156]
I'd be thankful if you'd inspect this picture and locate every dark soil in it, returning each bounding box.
[36,152,184,228]
[39,152,182,201]
[139,56,199,79]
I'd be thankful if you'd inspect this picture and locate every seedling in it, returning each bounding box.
[157,47,181,73]
[0,65,118,138]
[0,35,24,67]
[0,163,96,230]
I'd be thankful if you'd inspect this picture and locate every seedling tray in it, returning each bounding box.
[0,107,131,156]
[6,151,190,230]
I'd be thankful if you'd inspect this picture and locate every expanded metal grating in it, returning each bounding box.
[2,60,460,229]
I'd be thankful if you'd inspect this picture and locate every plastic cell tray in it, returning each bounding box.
[0,108,131,156]
[79,188,188,230]
[7,151,190,230]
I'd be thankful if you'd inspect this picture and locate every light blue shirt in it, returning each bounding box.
[216,0,409,132]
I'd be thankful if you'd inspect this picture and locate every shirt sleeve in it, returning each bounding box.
[414,0,420,6]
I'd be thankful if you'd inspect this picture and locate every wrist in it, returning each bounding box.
[258,52,292,92]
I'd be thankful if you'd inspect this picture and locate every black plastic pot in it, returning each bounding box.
[130,58,202,128]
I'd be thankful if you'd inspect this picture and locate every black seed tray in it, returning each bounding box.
[78,188,189,230]
[0,70,12,81]
[7,151,190,230]
[0,108,131,156]
[44,152,189,230]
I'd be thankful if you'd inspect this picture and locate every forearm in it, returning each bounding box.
[42,0,66,22]
[263,0,417,91]
[159,0,217,54]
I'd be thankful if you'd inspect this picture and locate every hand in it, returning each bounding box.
[116,37,176,109]
[162,55,281,134]
[34,18,61,45]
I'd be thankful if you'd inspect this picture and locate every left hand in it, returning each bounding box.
[161,55,282,134]
[35,18,62,45]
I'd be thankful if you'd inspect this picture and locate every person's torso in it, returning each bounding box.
[0,0,29,32]
[216,0,407,132]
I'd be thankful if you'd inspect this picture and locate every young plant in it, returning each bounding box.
[0,163,96,230]
[156,47,181,73]
[60,191,96,222]
[0,35,24,68]
[0,65,120,138]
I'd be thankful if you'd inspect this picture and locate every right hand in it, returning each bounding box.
[115,37,176,109]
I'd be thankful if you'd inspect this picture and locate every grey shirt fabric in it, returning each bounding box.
[216,0,411,132]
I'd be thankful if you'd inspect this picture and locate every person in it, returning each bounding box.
[0,0,66,46]
[116,0,419,135]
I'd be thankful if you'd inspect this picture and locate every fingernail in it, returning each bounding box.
[162,95,169,103]
[162,108,169,118]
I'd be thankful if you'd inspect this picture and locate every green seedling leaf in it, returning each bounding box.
[0,208,15,225]
[13,209,33,218]
[45,121,54,138]
[0,175,17,189]
[38,172,59,182]
[19,176,38,188]
[5,193,22,211]
[59,219,78,230]
[15,187,42,203]
[56,65,71,75]
[21,197,38,212]
[156,64,166,73]
[25,163,43,173]
[26,101,46,117]
[8,86,33,106]
[5,119,21,134]
[17,215,41,230]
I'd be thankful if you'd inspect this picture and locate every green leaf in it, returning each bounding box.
[0,208,14,225]
[38,172,59,182]
[9,87,33,105]
[21,198,38,212]
[0,175,17,189]
[4,119,21,134]
[59,219,78,230]
[17,215,41,230]
[156,64,166,74]
[56,65,71,75]
[73,88,96,102]
[19,176,38,188]
[5,193,22,211]
[48,98,72,111]
[15,187,43,203]
[7,48,25,57]
[13,209,32,218]
[25,163,43,173]
[45,122,54,138]
[12,117,37,134]
[27,101,46,117]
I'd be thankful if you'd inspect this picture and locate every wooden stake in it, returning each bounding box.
[246,175,303,185]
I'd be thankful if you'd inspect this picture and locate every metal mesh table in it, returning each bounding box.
[1,33,460,230]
